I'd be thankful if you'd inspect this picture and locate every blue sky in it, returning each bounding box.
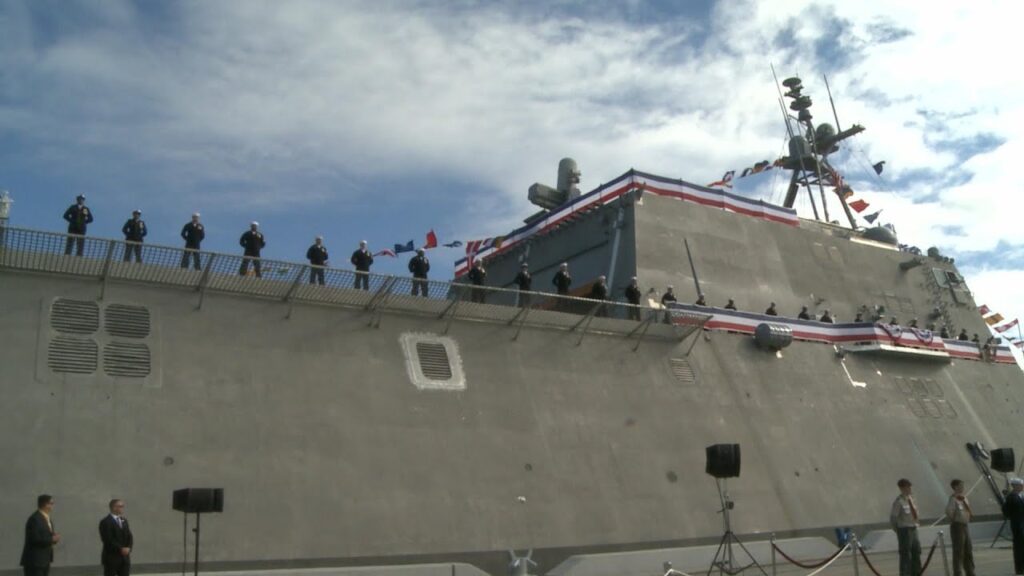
[2,0,1021,341]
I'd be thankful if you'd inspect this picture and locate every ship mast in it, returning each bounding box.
[775,75,864,228]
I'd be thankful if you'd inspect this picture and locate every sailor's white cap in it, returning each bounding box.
[1011,477,1023,486]
[251,221,259,226]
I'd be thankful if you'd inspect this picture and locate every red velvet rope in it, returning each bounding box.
[855,539,939,576]
[919,539,939,574]
[771,542,846,569]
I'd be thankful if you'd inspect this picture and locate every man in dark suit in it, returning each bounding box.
[21,494,60,576]
[99,499,133,576]
[1003,477,1024,575]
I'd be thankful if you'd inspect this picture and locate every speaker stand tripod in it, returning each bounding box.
[179,512,206,576]
[707,479,768,576]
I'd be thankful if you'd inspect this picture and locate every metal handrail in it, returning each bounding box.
[0,226,694,339]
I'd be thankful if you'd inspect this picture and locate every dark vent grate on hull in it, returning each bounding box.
[105,304,151,338]
[50,299,100,334]
[416,342,453,380]
[48,336,98,374]
[103,342,151,378]
[670,358,695,384]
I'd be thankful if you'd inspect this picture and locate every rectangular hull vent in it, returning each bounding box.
[399,333,466,391]
[103,342,152,378]
[416,342,453,380]
[51,299,100,334]
[670,358,696,384]
[48,336,98,374]
[105,304,151,338]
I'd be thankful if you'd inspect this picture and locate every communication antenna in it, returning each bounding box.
[770,63,795,140]
[823,74,842,132]
[775,74,865,228]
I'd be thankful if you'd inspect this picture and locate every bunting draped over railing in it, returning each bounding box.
[453,170,799,276]
[666,302,1017,364]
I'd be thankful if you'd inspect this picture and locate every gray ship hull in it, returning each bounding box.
[2,178,1021,575]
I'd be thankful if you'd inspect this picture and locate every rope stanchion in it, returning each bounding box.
[918,539,939,574]
[857,544,884,576]
[771,541,847,569]
[855,534,939,576]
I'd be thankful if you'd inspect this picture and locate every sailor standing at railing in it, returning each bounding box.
[408,248,430,297]
[890,478,922,576]
[63,194,93,256]
[552,262,571,296]
[121,210,147,263]
[660,286,677,324]
[624,277,641,320]
[350,241,373,290]
[180,213,205,270]
[239,222,266,278]
[468,261,487,303]
[588,276,608,317]
[306,236,329,285]
[514,263,532,307]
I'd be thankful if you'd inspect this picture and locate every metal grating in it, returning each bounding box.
[48,336,98,374]
[669,358,696,385]
[104,304,151,338]
[415,342,453,381]
[919,398,943,419]
[897,376,954,420]
[50,299,99,334]
[103,342,151,378]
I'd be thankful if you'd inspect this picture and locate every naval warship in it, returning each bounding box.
[1,76,1022,576]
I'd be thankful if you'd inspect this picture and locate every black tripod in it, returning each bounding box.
[180,512,206,576]
[707,478,768,576]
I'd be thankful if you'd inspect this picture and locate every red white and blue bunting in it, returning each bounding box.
[454,170,798,276]
[667,303,1017,364]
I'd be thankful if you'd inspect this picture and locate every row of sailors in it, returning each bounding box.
[61,196,411,288]
[58,198,1001,341]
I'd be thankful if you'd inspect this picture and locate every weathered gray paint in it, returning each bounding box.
[2,190,1022,576]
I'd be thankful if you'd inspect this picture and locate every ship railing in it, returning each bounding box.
[0,226,708,340]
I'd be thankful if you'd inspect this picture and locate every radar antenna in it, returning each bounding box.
[774,74,864,228]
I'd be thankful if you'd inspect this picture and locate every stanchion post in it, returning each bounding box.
[851,532,860,576]
[770,533,777,576]
[938,531,950,576]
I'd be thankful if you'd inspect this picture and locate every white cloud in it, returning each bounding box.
[0,0,1021,332]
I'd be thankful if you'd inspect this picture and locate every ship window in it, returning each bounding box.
[103,342,151,378]
[48,336,98,374]
[399,333,465,391]
[105,304,151,339]
[50,299,100,334]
